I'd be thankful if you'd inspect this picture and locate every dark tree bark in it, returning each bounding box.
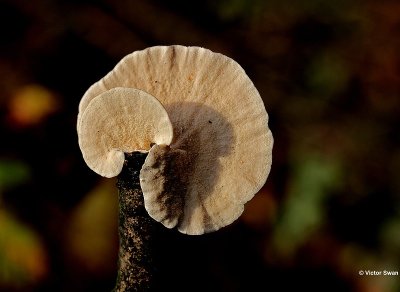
[114,152,156,292]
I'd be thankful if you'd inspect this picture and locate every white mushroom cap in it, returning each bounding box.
[78,87,173,178]
[78,46,273,234]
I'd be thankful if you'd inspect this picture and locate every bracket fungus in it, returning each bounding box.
[77,45,273,236]
[78,87,173,178]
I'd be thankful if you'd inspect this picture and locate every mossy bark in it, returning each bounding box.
[114,152,155,292]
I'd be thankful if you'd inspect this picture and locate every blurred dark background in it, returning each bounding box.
[1,0,399,291]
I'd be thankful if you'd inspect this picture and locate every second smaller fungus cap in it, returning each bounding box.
[78,87,173,178]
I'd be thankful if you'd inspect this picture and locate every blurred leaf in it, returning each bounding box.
[0,209,48,287]
[210,0,262,21]
[66,179,118,275]
[0,160,30,191]
[380,214,400,259]
[306,51,350,97]
[7,84,59,127]
[272,154,343,256]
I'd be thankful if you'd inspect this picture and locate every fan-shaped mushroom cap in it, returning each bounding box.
[78,46,273,234]
[78,87,173,178]
[140,144,189,229]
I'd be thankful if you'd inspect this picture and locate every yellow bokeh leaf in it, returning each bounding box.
[66,179,118,275]
[0,209,48,287]
[8,84,59,126]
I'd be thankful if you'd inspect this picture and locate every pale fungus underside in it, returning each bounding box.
[78,87,173,178]
[77,45,273,235]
